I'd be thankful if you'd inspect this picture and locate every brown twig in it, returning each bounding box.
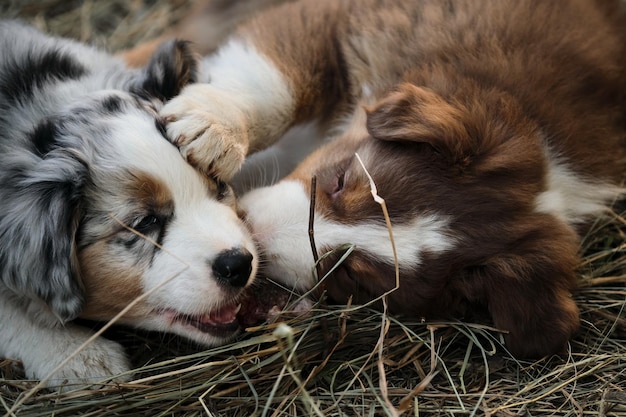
[307,175,333,357]
[308,176,322,284]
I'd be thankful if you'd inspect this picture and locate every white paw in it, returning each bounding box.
[25,336,131,391]
[161,83,250,181]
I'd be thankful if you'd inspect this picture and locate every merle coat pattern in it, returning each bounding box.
[0,21,259,388]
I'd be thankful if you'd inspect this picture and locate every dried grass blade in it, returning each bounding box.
[355,153,400,295]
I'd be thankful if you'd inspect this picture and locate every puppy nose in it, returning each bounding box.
[212,248,254,288]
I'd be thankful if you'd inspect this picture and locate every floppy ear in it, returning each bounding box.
[0,119,88,322]
[365,83,473,163]
[131,39,198,101]
[470,217,581,358]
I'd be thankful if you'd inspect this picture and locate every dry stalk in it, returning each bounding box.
[356,152,408,415]
[354,153,400,296]
[376,298,399,417]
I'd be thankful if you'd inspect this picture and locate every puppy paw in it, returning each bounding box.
[161,83,250,181]
[25,336,131,391]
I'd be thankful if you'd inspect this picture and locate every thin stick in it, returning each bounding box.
[308,176,322,282]
[308,175,332,353]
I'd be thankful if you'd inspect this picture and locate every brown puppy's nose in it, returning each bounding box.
[212,248,253,288]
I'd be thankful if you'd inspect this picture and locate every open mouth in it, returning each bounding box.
[162,278,312,340]
[163,302,242,338]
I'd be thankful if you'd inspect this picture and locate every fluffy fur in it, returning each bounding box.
[0,21,259,388]
[161,0,626,358]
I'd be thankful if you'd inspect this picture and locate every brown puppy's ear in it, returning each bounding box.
[366,83,472,163]
[472,217,581,358]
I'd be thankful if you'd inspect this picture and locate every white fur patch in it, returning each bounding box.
[197,38,295,148]
[241,180,456,291]
[107,109,258,317]
[0,293,130,390]
[535,158,624,224]
[160,39,296,180]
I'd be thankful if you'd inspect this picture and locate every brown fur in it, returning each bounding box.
[244,0,626,180]
[79,172,174,320]
[79,241,148,320]
[241,0,624,358]
[157,0,625,357]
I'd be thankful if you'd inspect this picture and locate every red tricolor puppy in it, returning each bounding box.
[162,0,626,358]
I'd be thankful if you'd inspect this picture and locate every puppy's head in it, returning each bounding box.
[241,82,580,357]
[0,41,257,346]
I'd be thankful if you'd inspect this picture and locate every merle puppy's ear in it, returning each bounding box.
[0,119,87,322]
[131,39,198,101]
[366,83,473,163]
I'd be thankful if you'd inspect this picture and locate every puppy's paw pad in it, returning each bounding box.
[161,84,250,180]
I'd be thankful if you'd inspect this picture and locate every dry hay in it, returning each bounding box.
[0,0,192,52]
[1,1,625,416]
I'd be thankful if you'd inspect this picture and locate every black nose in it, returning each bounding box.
[212,248,254,288]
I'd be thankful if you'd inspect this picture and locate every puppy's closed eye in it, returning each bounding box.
[319,159,353,199]
[328,170,346,197]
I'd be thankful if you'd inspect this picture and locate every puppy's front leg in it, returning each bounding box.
[0,298,130,391]
[161,0,352,180]
[161,41,296,181]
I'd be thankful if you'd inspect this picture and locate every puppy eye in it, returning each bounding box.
[329,171,346,197]
[132,215,162,233]
[336,172,346,192]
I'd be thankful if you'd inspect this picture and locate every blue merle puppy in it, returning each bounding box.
[0,21,259,388]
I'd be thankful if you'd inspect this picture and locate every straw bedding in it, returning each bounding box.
[1,1,625,415]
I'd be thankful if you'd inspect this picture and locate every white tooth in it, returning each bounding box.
[234,304,242,315]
